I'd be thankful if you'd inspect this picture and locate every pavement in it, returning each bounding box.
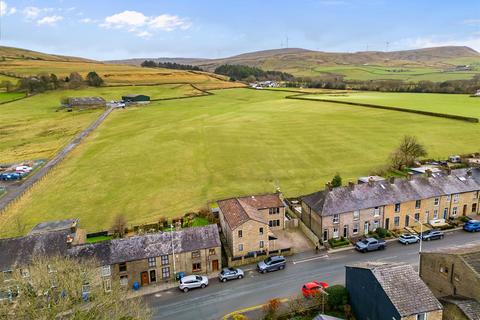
[145,229,480,320]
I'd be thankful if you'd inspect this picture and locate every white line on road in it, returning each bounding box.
[292,254,328,264]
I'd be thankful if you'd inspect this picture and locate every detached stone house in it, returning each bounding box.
[420,243,480,320]
[0,219,221,295]
[301,168,480,242]
[217,193,285,261]
[346,262,443,320]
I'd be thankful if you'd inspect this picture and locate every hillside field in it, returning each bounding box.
[0,84,207,164]
[2,88,480,236]
[301,91,480,118]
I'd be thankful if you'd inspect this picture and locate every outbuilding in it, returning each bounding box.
[121,94,150,104]
[67,97,106,110]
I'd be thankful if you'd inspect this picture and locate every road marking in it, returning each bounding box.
[222,297,289,319]
[292,254,328,264]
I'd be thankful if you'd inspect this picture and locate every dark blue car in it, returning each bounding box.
[464,220,480,232]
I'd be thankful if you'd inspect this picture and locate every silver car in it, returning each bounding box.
[399,233,420,245]
[219,267,244,282]
[178,275,208,292]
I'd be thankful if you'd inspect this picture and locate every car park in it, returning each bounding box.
[178,275,208,292]
[302,281,328,298]
[463,220,480,232]
[218,267,244,282]
[421,229,444,241]
[257,255,286,273]
[398,233,420,245]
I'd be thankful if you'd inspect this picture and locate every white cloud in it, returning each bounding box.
[0,1,16,16]
[149,14,191,31]
[37,15,63,26]
[464,19,480,26]
[23,6,42,19]
[100,10,191,38]
[80,18,93,23]
[396,35,480,52]
[101,10,148,28]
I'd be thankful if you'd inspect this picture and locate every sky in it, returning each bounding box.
[0,0,479,60]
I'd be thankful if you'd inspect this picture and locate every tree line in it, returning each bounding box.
[1,71,104,94]
[140,60,203,71]
[214,64,295,82]
[286,74,480,94]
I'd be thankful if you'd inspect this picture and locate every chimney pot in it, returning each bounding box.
[425,169,432,177]
[325,182,333,191]
[368,177,374,186]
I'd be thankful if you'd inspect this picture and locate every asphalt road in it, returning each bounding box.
[146,230,480,320]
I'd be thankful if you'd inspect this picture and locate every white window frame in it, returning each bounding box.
[103,278,112,292]
[416,312,427,320]
[333,214,339,224]
[453,194,459,203]
[394,203,401,212]
[434,209,438,219]
[101,265,111,277]
[238,244,243,252]
[434,198,439,206]
[353,210,360,221]
[452,207,458,216]
[259,240,264,248]
[394,216,400,227]
[373,207,380,217]
[373,220,379,230]
[415,200,421,209]
[352,224,359,235]
[148,257,156,268]
[161,255,169,266]
[333,227,339,239]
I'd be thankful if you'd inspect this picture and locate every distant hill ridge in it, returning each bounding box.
[0,46,96,63]
[106,46,480,73]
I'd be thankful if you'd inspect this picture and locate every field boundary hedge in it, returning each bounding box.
[287,94,479,123]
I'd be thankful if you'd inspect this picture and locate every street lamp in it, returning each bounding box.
[170,224,177,280]
[407,214,423,274]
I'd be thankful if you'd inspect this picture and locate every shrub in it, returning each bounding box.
[326,285,349,310]
[262,298,281,320]
[328,237,350,248]
[458,216,471,223]
[375,227,390,238]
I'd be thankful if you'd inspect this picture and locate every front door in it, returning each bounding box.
[141,271,149,286]
[463,204,467,216]
[343,225,348,238]
[364,222,369,235]
[385,218,390,230]
[149,270,156,283]
[212,260,219,271]
[405,215,410,227]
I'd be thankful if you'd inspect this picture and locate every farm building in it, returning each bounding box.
[122,94,150,104]
[67,97,106,110]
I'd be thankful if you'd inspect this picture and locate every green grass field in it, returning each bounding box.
[0,92,25,103]
[301,91,480,118]
[290,64,479,81]
[2,88,480,236]
[0,84,206,164]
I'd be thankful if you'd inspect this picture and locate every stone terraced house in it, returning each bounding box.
[301,168,480,242]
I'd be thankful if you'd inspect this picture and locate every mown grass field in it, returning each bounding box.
[0,92,25,103]
[302,91,480,118]
[2,88,480,236]
[0,84,208,164]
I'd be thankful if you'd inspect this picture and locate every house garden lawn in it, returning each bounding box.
[302,91,480,119]
[2,88,480,236]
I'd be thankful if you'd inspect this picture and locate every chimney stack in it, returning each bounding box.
[368,177,375,186]
[425,169,432,177]
[325,182,333,191]
[389,177,395,184]
[348,181,355,190]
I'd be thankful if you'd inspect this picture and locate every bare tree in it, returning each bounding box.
[111,214,127,238]
[0,256,150,320]
[390,135,427,170]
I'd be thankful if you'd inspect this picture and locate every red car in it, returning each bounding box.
[301,281,328,298]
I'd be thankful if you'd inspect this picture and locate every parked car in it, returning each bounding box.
[464,220,480,232]
[355,237,386,252]
[218,267,244,282]
[178,275,208,292]
[421,229,444,241]
[398,233,420,245]
[302,281,328,298]
[257,255,286,273]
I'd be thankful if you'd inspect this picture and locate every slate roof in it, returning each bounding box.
[423,243,480,276]
[0,229,72,271]
[68,224,221,266]
[68,97,106,106]
[302,168,480,216]
[349,262,443,317]
[218,194,283,230]
[440,296,480,320]
[29,218,78,235]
